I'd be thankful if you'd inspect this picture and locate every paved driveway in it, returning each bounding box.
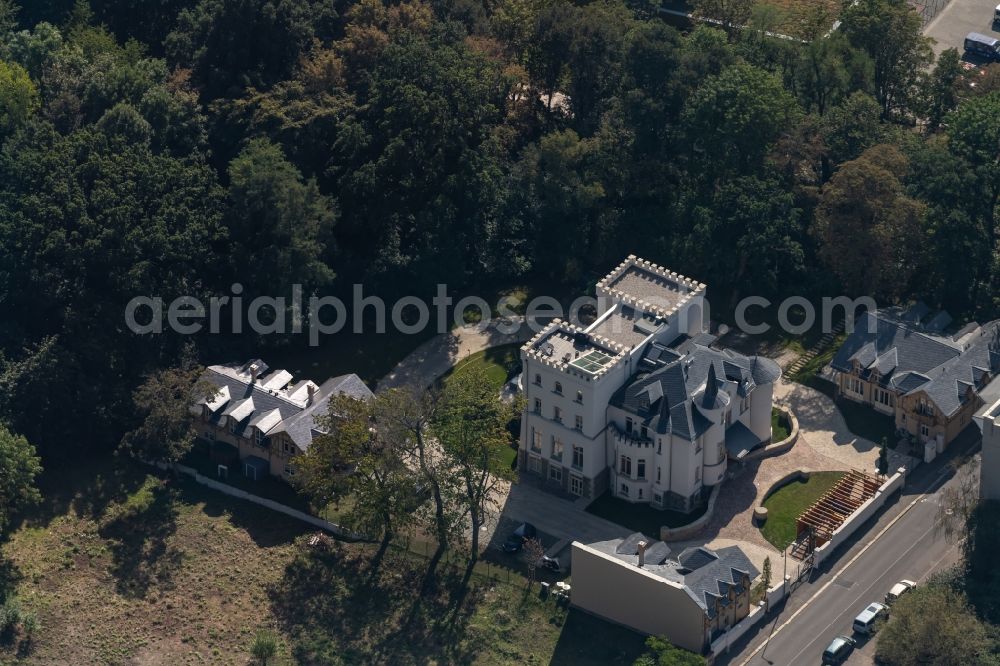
[924,0,1000,56]
[498,482,632,546]
[379,319,532,390]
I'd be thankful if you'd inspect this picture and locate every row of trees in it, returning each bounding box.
[0,0,997,466]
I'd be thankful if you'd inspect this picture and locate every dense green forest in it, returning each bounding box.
[0,0,997,461]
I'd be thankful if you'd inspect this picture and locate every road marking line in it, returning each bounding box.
[783,520,941,665]
[738,462,958,666]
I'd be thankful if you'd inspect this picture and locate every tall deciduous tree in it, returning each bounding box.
[434,365,518,576]
[840,0,932,119]
[226,138,336,299]
[296,393,415,563]
[945,92,1000,235]
[920,48,963,133]
[0,60,38,136]
[813,144,926,299]
[120,364,218,465]
[374,386,463,586]
[681,62,801,176]
[0,423,41,534]
[875,585,994,665]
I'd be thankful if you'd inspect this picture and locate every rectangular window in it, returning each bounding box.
[205,430,216,441]
[284,464,295,476]
[549,465,562,483]
[228,418,238,435]
[534,398,541,413]
[640,425,648,439]
[528,456,542,474]
[554,406,562,422]
[637,460,646,480]
[552,437,564,461]
[626,418,633,434]
[620,483,629,497]
[575,415,583,430]
[620,455,632,476]
[653,493,663,505]
[570,475,583,496]
[255,428,263,445]
[572,445,583,469]
[921,424,930,437]
[657,466,661,483]
[532,430,542,452]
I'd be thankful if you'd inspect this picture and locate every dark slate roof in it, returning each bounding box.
[910,322,1000,417]
[588,536,759,613]
[831,312,961,386]
[202,363,373,451]
[271,374,374,451]
[612,343,780,441]
[725,421,763,459]
[205,369,305,438]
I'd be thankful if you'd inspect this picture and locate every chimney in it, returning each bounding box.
[307,384,316,405]
[249,362,261,382]
[637,540,648,568]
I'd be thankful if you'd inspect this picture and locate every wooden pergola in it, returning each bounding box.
[794,470,881,554]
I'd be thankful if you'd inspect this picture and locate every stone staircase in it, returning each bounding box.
[784,320,846,376]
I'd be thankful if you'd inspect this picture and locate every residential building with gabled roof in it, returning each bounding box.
[830,304,1000,455]
[571,533,759,652]
[194,359,373,480]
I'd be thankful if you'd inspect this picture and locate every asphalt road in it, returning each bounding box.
[924,0,1000,57]
[718,436,978,666]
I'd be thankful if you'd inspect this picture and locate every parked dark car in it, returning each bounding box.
[539,555,561,573]
[822,635,856,665]
[502,522,537,552]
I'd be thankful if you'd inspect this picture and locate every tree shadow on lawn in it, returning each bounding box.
[268,547,479,665]
[15,457,153,531]
[97,478,182,599]
[179,478,313,548]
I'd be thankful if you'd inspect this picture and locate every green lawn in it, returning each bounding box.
[441,342,523,390]
[771,408,790,442]
[760,471,846,548]
[585,491,708,533]
[0,457,649,665]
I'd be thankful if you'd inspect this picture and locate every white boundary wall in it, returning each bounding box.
[813,469,905,566]
[153,461,365,540]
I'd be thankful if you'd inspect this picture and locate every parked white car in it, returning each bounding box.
[885,579,917,604]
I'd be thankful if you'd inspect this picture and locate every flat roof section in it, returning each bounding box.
[608,265,691,312]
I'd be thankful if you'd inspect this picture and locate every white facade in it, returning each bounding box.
[980,397,1000,501]
[518,256,779,512]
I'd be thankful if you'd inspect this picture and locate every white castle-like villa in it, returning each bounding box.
[518,256,781,513]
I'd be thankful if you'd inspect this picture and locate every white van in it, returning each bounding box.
[852,602,888,635]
